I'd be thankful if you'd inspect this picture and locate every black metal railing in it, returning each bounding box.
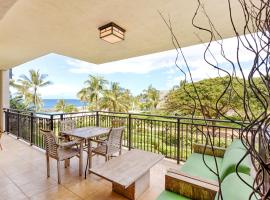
[3,108,251,163]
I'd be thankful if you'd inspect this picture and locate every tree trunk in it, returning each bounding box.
[95,95,98,110]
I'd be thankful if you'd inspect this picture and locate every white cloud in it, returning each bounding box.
[66,34,257,89]
[39,83,81,99]
[66,51,176,74]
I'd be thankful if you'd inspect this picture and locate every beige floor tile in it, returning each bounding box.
[66,178,108,199]
[9,170,48,186]
[0,182,28,200]
[19,178,57,197]
[0,134,180,200]
[30,185,80,200]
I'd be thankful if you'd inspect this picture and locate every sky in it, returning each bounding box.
[11,36,254,99]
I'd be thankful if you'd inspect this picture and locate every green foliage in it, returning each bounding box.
[9,95,29,110]
[10,69,52,111]
[64,104,78,113]
[78,75,133,112]
[100,82,132,112]
[54,99,78,113]
[164,76,265,119]
[142,85,160,111]
[133,85,160,113]
[77,75,108,110]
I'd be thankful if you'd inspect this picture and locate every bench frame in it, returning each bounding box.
[165,168,219,200]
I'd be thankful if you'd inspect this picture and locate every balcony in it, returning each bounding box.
[1,109,252,200]
[0,133,179,200]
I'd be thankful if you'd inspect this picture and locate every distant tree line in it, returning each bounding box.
[77,75,161,113]
[10,70,161,113]
[163,76,266,120]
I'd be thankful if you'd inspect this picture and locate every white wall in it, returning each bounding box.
[0,70,9,132]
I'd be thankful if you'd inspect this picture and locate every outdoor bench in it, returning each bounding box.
[157,139,255,200]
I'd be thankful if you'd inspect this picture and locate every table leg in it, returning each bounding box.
[112,170,150,200]
[79,140,83,176]
[88,138,92,170]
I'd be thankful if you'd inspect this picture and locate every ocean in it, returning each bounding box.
[43,99,85,109]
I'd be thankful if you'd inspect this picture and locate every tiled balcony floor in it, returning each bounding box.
[0,134,180,200]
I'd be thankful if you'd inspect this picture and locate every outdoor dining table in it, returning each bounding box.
[61,126,111,178]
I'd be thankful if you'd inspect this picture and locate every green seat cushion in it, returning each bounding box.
[215,173,257,200]
[220,148,251,181]
[227,139,246,151]
[156,190,190,200]
[180,153,223,181]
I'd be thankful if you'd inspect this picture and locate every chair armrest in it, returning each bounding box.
[193,143,226,157]
[90,138,107,144]
[58,139,82,147]
[165,168,219,200]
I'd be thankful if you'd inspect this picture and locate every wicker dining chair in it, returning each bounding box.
[111,118,126,128]
[59,119,76,141]
[40,129,82,184]
[95,119,126,143]
[91,127,125,161]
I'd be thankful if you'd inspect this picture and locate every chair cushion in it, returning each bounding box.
[220,148,251,181]
[215,173,257,200]
[226,139,246,151]
[156,190,190,200]
[180,153,223,181]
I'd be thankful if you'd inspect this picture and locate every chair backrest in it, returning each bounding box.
[40,129,58,158]
[59,119,76,132]
[111,119,126,128]
[107,127,125,154]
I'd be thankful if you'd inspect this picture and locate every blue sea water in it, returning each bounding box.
[43,99,85,109]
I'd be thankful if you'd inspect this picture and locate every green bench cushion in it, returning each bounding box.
[157,190,190,200]
[220,148,251,181]
[215,173,257,200]
[180,153,223,181]
[227,139,246,151]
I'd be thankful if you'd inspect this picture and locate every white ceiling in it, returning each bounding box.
[0,0,246,70]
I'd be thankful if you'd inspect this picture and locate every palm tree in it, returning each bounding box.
[55,99,66,112]
[11,69,52,111]
[77,88,88,110]
[9,95,29,110]
[54,99,78,113]
[84,75,108,110]
[142,85,160,111]
[100,82,131,112]
[10,79,31,105]
[64,104,78,113]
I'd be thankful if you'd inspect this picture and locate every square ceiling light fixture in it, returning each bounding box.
[98,22,125,44]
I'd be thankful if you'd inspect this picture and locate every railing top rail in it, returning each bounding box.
[3,108,249,125]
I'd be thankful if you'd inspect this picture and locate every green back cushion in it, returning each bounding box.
[156,190,190,200]
[227,139,246,151]
[215,173,257,200]
[180,153,222,181]
[220,148,251,180]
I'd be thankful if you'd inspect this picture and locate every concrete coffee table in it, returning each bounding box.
[89,149,164,200]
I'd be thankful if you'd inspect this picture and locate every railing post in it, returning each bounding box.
[96,111,99,127]
[128,113,132,150]
[60,114,63,121]
[177,118,180,164]
[30,112,34,145]
[17,111,20,139]
[50,115,54,131]
[5,109,9,133]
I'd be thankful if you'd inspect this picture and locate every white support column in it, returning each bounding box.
[0,70,10,133]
